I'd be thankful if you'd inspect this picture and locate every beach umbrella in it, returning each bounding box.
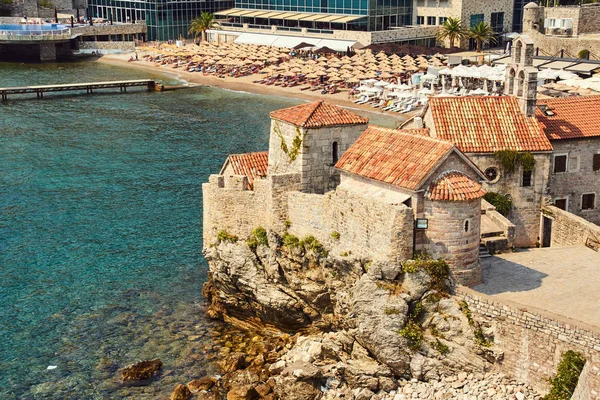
[346,77,359,83]
[306,73,319,79]
[283,71,295,77]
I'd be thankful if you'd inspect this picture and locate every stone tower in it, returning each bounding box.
[522,2,542,35]
[267,101,369,194]
[505,35,538,117]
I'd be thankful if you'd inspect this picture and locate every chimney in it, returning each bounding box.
[413,117,424,129]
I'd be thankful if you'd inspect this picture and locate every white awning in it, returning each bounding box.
[314,38,357,52]
[234,33,278,46]
[232,32,357,52]
[272,36,320,48]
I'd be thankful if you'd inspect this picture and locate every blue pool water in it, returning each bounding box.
[0,61,396,399]
[0,24,66,32]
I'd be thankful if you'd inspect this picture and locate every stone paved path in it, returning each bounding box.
[473,246,600,328]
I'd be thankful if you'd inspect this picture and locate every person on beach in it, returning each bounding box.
[135,52,138,61]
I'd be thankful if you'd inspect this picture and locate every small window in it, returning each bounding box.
[554,198,567,210]
[582,193,595,210]
[554,155,567,173]
[332,141,339,164]
[439,17,447,25]
[416,16,424,25]
[593,153,600,171]
[522,170,532,187]
[464,220,469,232]
[427,16,436,25]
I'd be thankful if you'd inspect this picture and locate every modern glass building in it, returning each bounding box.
[513,0,537,32]
[217,0,413,31]
[87,0,234,41]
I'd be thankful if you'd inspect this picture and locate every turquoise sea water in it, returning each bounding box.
[0,61,397,399]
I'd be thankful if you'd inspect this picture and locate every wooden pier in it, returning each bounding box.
[0,79,157,101]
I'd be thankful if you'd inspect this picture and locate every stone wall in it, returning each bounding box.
[548,138,600,225]
[287,174,414,261]
[4,0,85,18]
[541,205,600,248]
[202,174,268,246]
[267,120,303,176]
[72,23,147,37]
[467,153,551,248]
[458,287,600,397]
[78,41,134,50]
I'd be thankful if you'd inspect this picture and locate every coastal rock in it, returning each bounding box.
[120,359,163,382]
[169,384,191,400]
[205,238,494,390]
[226,385,259,400]
[187,376,218,392]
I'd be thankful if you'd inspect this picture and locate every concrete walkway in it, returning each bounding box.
[473,246,600,328]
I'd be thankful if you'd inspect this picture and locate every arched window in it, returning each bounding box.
[507,68,516,95]
[332,141,339,164]
[464,220,470,232]
[517,70,525,97]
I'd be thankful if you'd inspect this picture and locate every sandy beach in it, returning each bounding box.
[97,52,411,127]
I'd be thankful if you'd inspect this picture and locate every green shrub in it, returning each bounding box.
[543,350,586,400]
[484,192,513,217]
[247,226,268,249]
[494,150,536,174]
[39,0,53,8]
[339,251,349,257]
[398,321,423,352]
[217,230,238,243]
[431,339,449,355]
[330,231,341,240]
[402,256,451,293]
[409,301,425,322]
[300,235,327,257]
[284,219,292,229]
[430,326,445,339]
[459,301,493,347]
[578,49,590,59]
[282,232,300,248]
[384,308,401,315]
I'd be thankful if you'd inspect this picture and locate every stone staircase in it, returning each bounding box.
[480,202,515,256]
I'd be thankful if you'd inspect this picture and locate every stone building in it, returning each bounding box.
[536,96,600,225]
[521,2,600,58]
[203,101,487,286]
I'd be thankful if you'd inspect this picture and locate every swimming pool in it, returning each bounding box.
[0,24,66,32]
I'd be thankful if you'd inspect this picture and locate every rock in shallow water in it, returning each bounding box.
[120,359,163,382]
[169,383,191,400]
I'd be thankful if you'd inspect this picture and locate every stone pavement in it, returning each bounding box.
[473,246,600,328]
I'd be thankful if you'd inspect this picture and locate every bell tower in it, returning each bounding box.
[505,35,538,117]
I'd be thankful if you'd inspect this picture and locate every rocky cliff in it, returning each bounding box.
[200,231,507,399]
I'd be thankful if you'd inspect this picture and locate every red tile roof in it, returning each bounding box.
[335,126,454,191]
[536,96,600,140]
[222,151,268,190]
[426,171,486,202]
[428,96,553,153]
[270,100,369,128]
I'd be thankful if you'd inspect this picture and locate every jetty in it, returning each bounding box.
[0,79,157,101]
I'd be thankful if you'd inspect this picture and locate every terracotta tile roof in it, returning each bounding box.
[269,100,369,128]
[335,126,454,191]
[426,171,486,202]
[223,151,268,190]
[428,96,553,153]
[536,96,600,140]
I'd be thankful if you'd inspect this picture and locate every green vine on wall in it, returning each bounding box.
[273,122,304,164]
[494,150,536,173]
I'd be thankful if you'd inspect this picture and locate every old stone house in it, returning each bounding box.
[536,96,600,226]
[204,101,488,286]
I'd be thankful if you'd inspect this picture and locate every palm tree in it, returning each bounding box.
[188,12,219,44]
[469,21,497,52]
[436,17,467,48]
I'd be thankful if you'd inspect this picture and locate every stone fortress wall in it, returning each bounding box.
[459,287,600,399]
[287,175,415,261]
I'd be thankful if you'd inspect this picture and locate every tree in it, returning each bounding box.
[188,12,219,44]
[469,21,497,52]
[436,17,467,48]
